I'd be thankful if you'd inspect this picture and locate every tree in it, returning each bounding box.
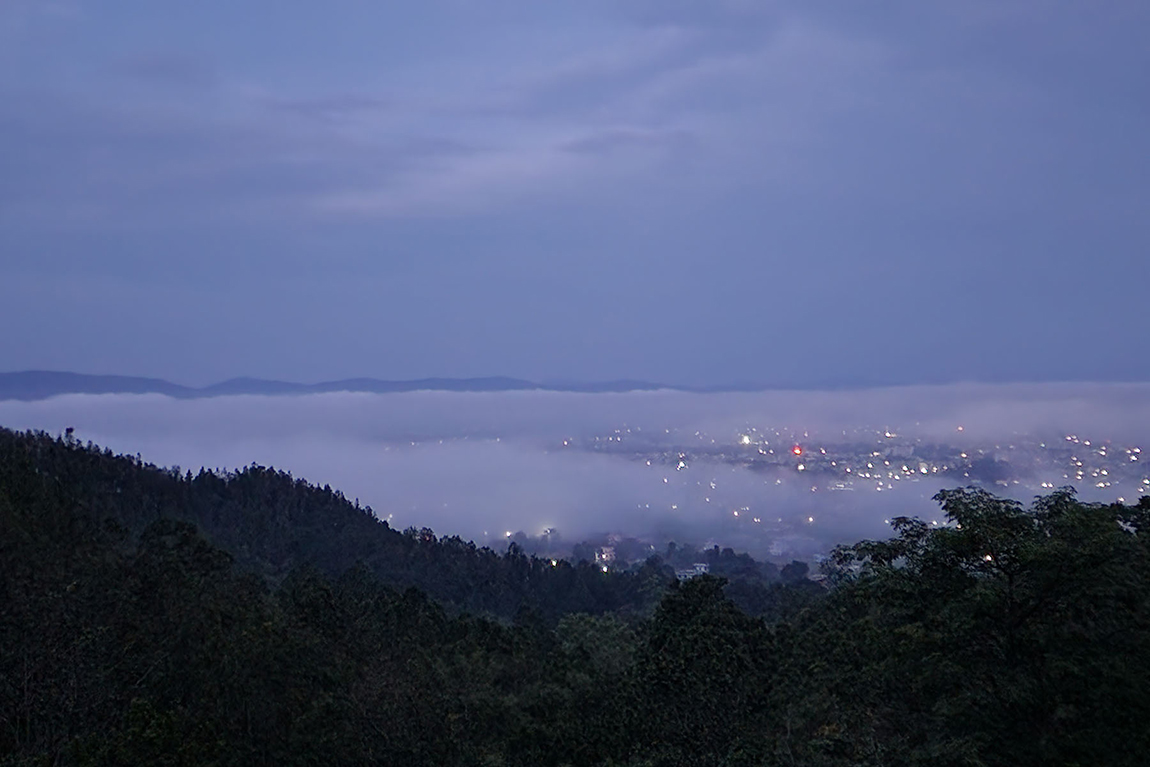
[630,576,774,766]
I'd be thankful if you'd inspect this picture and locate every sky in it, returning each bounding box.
[3,1,1149,388]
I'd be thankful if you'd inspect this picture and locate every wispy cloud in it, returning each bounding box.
[3,6,893,223]
[4,1,1129,226]
[110,51,220,89]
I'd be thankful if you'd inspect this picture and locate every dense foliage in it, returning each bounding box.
[0,429,805,626]
[2,428,1149,765]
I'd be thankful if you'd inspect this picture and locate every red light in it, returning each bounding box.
[792,446,803,456]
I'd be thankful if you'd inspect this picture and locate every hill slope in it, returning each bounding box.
[0,427,680,623]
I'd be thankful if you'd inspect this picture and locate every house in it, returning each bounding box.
[675,562,710,581]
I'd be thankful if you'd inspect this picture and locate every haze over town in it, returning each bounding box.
[4,382,1147,560]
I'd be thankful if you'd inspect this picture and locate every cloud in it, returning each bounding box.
[0,0,82,32]
[309,142,582,218]
[560,126,695,155]
[8,1,1142,230]
[111,52,220,89]
[261,93,395,123]
[298,13,902,218]
[0,3,901,224]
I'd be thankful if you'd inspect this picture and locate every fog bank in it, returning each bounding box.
[3,383,1148,557]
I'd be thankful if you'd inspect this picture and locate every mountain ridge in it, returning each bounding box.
[0,370,689,401]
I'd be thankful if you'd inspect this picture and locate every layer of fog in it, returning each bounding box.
[2,383,1148,559]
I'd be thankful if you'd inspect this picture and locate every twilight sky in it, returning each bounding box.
[3,1,1148,388]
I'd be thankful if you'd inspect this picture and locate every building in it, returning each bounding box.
[675,562,710,581]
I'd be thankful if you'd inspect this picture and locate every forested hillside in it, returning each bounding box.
[3,428,1149,765]
[0,429,807,624]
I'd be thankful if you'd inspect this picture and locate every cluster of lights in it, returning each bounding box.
[580,425,1150,527]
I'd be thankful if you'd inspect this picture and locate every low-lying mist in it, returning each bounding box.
[2,383,1148,560]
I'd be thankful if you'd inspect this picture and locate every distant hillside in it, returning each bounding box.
[0,371,196,400]
[0,370,673,401]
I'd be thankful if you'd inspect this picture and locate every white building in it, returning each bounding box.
[675,562,710,581]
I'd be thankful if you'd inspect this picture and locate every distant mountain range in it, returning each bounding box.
[0,370,710,401]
